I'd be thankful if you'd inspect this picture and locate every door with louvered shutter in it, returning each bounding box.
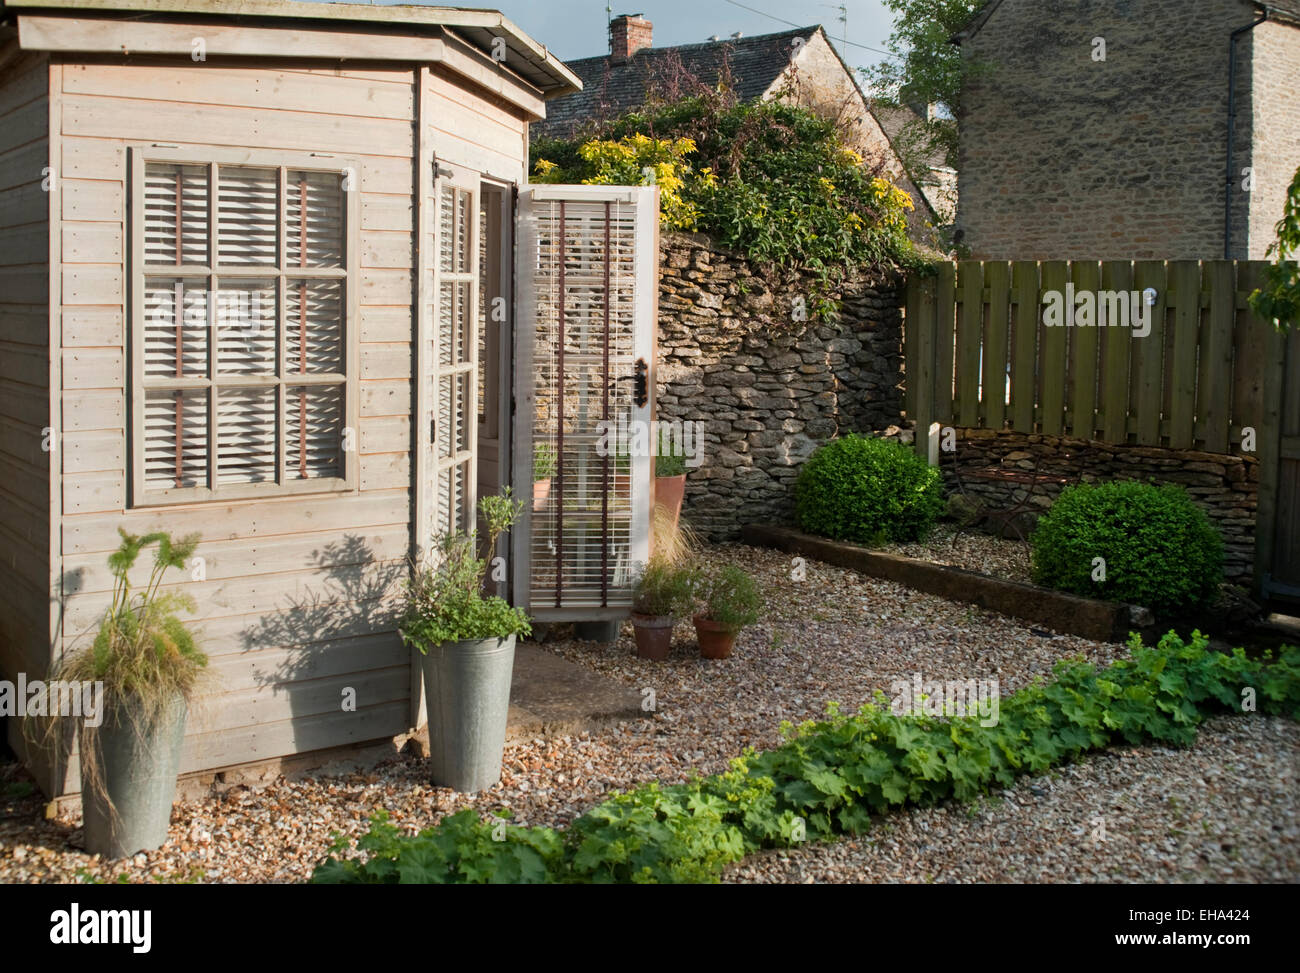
[513,185,658,620]
[424,161,481,551]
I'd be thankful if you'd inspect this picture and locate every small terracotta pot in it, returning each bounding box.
[654,473,687,537]
[693,615,738,660]
[533,478,551,512]
[630,613,675,660]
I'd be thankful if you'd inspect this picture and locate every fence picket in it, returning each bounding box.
[936,262,957,424]
[1011,260,1039,432]
[1070,260,1101,440]
[983,261,1011,430]
[956,262,983,428]
[1199,261,1236,453]
[1039,261,1068,435]
[1133,261,1168,446]
[1100,260,1134,442]
[914,275,938,459]
[1168,260,1201,449]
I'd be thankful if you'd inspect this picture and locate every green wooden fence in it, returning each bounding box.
[903,259,1297,599]
[905,260,1286,454]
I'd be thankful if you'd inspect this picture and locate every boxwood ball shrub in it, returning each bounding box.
[795,435,944,544]
[1030,480,1224,613]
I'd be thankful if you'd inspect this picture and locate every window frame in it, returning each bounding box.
[128,146,361,508]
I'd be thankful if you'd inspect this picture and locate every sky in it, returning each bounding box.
[358,0,899,70]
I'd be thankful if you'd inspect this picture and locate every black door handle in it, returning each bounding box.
[609,359,648,407]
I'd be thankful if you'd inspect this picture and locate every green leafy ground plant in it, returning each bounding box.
[314,631,1298,884]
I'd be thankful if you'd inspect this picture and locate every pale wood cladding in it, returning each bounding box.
[0,52,51,688]
[43,55,529,784]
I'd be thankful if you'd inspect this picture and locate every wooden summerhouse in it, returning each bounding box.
[0,0,661,797]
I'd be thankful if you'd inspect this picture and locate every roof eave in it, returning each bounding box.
[0,0,583,93]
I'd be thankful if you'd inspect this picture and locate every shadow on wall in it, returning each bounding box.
[238,534,407,756]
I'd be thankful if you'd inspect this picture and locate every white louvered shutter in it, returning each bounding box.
[513,185,658,620]
[423,161,479,548]
[137,157,350,501]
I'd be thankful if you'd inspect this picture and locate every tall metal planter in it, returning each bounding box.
[420,634,516,792]
[82,693,187,859]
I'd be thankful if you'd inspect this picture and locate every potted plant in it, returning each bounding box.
[43,529,207,858]
[400,490,531,792]
[654,430,688,538]
[533,442,557,512]
[629,557,693,661]
[691,563,763,660]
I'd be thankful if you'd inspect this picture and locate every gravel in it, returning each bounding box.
[0,542,1292,884]
[725,715,1300,884]
[887,525,1034,584]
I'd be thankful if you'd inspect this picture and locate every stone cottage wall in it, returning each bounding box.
[956,0,1274,260]
[655,233,905,539]
[1249,18,1300,257]
[942,429,1258,583]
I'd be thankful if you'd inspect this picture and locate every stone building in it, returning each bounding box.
[531,14,939,237]
[954,0,1300,259]
[874,98,959,225]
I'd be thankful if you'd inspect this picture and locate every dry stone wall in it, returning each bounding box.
[655,232,905,539]
[942,428,1258,583]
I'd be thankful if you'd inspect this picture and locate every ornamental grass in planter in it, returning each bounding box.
[400,491,532,793]
[690,563,763,660]
[36,529,208,859]
[630,558,694,661]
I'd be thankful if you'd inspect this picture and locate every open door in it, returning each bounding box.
[513,185,659,621]
[422,160,481,553]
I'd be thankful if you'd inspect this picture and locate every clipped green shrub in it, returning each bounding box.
[313,631,1300,884]
[1030,480,1224,613]
[794,435,943,544]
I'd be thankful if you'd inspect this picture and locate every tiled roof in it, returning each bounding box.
[533,26,819,141]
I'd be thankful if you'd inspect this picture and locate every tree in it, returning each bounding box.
[1249,164,1300,333]
[865,0,985,173]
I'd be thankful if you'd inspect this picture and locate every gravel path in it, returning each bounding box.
[887,525,1033,584]
[726,715,1300,884]
[0,543,1292,884]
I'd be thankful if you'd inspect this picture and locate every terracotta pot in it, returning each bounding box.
[693,615,738,660]
[654,473,687,536]
[533,478,551,512]
[630,613,675,660]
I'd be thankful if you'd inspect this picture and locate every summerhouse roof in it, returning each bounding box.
[0,0,583,95]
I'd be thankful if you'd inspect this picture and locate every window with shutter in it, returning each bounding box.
[130,149,359,505]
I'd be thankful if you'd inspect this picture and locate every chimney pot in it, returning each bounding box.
[610,13,653,64]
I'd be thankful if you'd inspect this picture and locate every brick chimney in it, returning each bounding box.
[610,13,652,64]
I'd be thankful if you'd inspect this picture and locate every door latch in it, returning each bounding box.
[611,359,649,408]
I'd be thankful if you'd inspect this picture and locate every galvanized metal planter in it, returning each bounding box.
[82,693,187,859]
[420,634,516,793]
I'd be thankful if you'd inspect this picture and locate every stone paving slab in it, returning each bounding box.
[506,641,644,741]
